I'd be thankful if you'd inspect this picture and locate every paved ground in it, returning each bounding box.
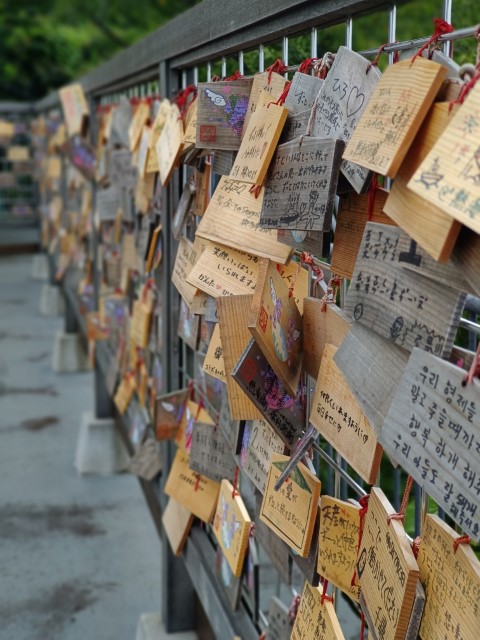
[0,255,160,640]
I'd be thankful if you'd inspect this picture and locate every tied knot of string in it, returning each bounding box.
[298,57,318,75]
[288,595,301,624]
[224,70,243,81]
[320,274,342,311]
[453,534,471,553]
[175,85,197,118]
[451,70,480,110]
[321,579,334,604]
[288,252,324,299]
[388,475,414,525]
[249,184,262,198]
[412,18,454,64]
[266,59,287,84]
[272,80,292,107]
[351,494,370,587]
[313,52,335,79]
[462,342,480,387]
[366,43,394,73]
[412,536,422,559]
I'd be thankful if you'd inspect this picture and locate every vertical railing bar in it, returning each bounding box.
[443,0,453,56]
[238,50,244,75]
[193,66,199,86]
[258,44,265,72]
[345,16,353,49]
[388,4,397,64]
[393,467,401,511]
[207,62,212,81]
[310,26,318,60]
[282,36,289,77]
[181,69,187,89]
[221,56,227,78]
[414,482,423,536]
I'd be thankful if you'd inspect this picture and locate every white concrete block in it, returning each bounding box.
[135,613,198,640]
[75,411,129,475]
[39,283,65,316]
[52,331,89,373]
[31,254,49,281]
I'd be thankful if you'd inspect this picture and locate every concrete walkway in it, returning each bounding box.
[0,255,160,640]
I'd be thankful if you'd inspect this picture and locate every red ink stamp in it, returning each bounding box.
[200,125,216,143]
[243,356,257,383]
[259,306,268,333]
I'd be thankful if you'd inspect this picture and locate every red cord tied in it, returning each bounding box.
[450,70,480,111]
[313,52,335,79]
[412,18,454,65]
[453,534,471,553]
[388,475,414,525]
[187,378,195,400]
[320,274,342,311]
[271,80,292,107]
[351,494,370,587]
[367,173,379,222]
[142,278,155,303]
[266,58,287,84]
[249,184,262,199]
[463,341,480,387]
[224,69,243,81]
[249,522,256,537]
[366,43,400,73]
[359,611,366,640]
[320,579,334,604]
[232,465,240,498]
[288,252,324,299]
[174,85,198,119]
[194,473,201,491]
[297,57,318,75]
[411,536,422,559]
[288,594,301,624]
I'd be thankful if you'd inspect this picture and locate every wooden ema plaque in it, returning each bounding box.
[284,72,323,115]
[162,497,193,557]
[290,581,345,640]
[417,514,480,640]
[202,323,225,382]
[172,181,194,240]
[130,296,153,349]
[334,322,409,435]
[196,79,253,151]
[128,102,150,152]
[280,109,310,144]
[291,507,320,586]
[345,222,466,358]
[177,299,199,350]
[212,480,251,577]
[0,119,14,138]
[114,373,136,415]
[260,453,320,557]
[196,176,292,263]
[259,137,344,231]
[242,71,286,134]
[248,259,303,397]
[343,57,447,178]
[164,449,220,523]
[331,188,393,279]
[156,103,183,187]
[356,487,419,640]
[216,295,261,421]
[303,300,351,379]
[182,97,198,148]
[59,83,89,137]
[231,338,305,447]
[189,421,236,484]
[276,260,308,315]
[172,237,208,310]
[175,398,214,453]
[255,491,292,584]
[96,185,119,222]
[230,103,288,186]
[379,348,480,540]
[310,344,383,484]
[218,387,241,452]
[453,226,480,297]
[7,146,29,162]
[318,496,361,601]
[145,223,162,273]
[277,227,324,255]
[137,125,151,178]
[194,163,210,217]
[239,419,285,494]
[384,102,462,262]
[266,596,291,640]
[155,387,188,440]
[312,46,381,193]
[408,82,480,235]
[187,240,260,298]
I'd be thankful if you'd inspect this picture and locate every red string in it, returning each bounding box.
[258,633,266,640]
[224,70,243,81]
[288,252,324,299]
[388,475,414,525]
[274,80,292,106]
[266,59,287,84]
[142,278,155,303]
[450,70,480,111]
[188,378,195,400]
[320,274,342,311]
[412,536,422,559]
[232,465,240,498]
[351,494,370,586]
[194,396,204,421]
[367,174,379,222]
[297,57,318,75]
[249,184,262,199]
[359,611,366,639]
[453,534,471,553]
[194,473,201,491]
[174,85,198,118]
[366,43,390,73]
[288,594,301,624]
[412,18,454,64]
[321,579,334,604]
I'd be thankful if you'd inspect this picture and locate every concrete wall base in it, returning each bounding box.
[75,411,129,475]
[52,331,89,373]
[135,613,198,640]
[39,283,65,316]
[31,254,49,281]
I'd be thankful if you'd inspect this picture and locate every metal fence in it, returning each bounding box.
[30,0,480,637]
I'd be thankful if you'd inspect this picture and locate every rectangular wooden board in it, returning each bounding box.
[407,82,480,235]
[260,453,321,557]
[276,227,325,256]
[284,72,323,115]
[202,323,226,381]
[212,149,236,176]
[312,46,381,193]
[230,103,288,186]
[356,487,419,640]
[344,57,447,178]
[379,348,480,541]
[318,496,360,601]
[128,102,150,152]
[266,596,291,640]
[290,581,345,640]
[238,419,285,494]
[172,236,208,309]
[175,398,214,453]
[232,338,305,447]
[189,421,237,483]
[345,222,466,358]
[334,322,409,435]
[276,260,308,315]
[195,176,292,263]
[310,344,383,484]
[280,108,310,144]
[212,479,251,577]
[243,71,287,134]
[248,259,303,397]
[162,497,194,557]
[384,102,462,262]
[156,103,183,187]
[155,387,188,440]
[164,448,220,523]
[418,513,480,640]
[59,83,89,137]
[254,491,292,585]
[290,507,320,586]
[259,137,344,231]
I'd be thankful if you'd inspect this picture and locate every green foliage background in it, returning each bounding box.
[0,0,478,101]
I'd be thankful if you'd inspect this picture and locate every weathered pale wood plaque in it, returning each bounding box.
[408,82,480,235]
[172,236,208,310]
[284,72,324,115]
[156,103,183,187]
[290,581,345,640]
[356,487,419,640]
[345,222,466,358]
[175,398,214,453]
[255,491,292,585]
[243,71,287,134]
[239,419,285,494]
[379,348,480,541]
[202,323,225,382]
[318,496,361,601]
[261,454,320,557]
[280,109,310,144]
[259,137,344,231]
[266,597,291,640]
[343,57,447,178]
[384,102,462,262]
[189,421,236,484]
[312,46,381,193]
[196,176,292,263]
[311,344,383,484]
[162,497,194,557]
